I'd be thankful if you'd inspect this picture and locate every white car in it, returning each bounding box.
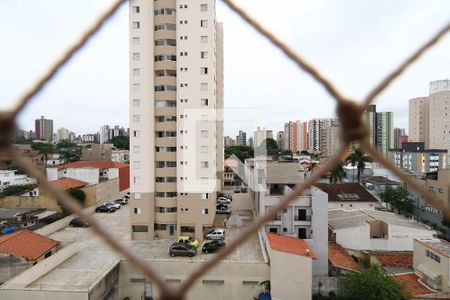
[216,197,231,204]
[205,228,225,240]
[106,202,121,210]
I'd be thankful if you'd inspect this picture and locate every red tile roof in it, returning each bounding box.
[0,230,59,261]
[371,252,413,268]
[328,242,359,271]
[55,160,129,170]
[49,178,87,190]
[393,273,435,297]
[266,232,317,259]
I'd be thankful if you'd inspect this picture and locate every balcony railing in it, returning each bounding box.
[294,215,311,221]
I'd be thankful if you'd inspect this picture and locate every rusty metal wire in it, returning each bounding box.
[1,0,450,299]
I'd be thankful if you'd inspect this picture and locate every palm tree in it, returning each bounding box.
[346,148,371,184]
[330,162,345,184]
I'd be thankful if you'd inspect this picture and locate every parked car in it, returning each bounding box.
[233,186,241,193]
[205,228,225,240]
[176,236,200,248]
[106,202,121,210]
[216,197,231,205]
[216,203,228,210]
[216,206,231,215]
[123,194,130,199]
[202,240,226,254]
[95,205,115,213]
[69,217,90,228]
[114,198,128,205]
[241,186,247,193]
[169,242,197,257]
[218,193,232,201]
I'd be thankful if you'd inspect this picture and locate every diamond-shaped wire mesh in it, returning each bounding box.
[0,0,449,299]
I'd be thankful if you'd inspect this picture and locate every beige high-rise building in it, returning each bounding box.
[254,127,273,148]
[129,0,223,240]
[408,80,450,152]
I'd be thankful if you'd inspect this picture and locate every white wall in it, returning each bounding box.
[310,187,329,276]
[328,201,379,210]
[46,168,58,181]
[63,168,99,186]
[335,224,435,251]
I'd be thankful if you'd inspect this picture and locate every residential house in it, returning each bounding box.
[266,232,315,300]
[251,161,328,276]
[47,161,129,192]
[363,176,402,195]
[414,238,450,292]
[328,209,435,252]
[0,170,37,195]
[0,230,59,284]
[328,242,359,276]
[313,183,381,210]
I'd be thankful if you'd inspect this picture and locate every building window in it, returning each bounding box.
[201,35,208,43]
[132,225,148,232]
[132,84,140,92]
[133,114,140,122]
[201,130,208,138]
[134,192,141,199]
[200,83,208,91]
[132,6,140,13]
[201,146,208,153]
[426,250,441,263]
[201,98,209,106]
[156,177,165,183]
[438,188,444,193]
[201,67,208,75]
[133,146,140,153]
[202,193,209,199]
[154,224,167,230]
[132,22,140,29]
[200,51,208,59]
[154,23,177,31]
[133,161,141,169]
[134,208,141,214]
[202,208,209,215]
[132,53,140,60]
[200,4,208,11]
[132,37,140,45]
[133,177,141,184]
[200,20,208,28]
[132,68,140,76]
[133,130,140,138]
[201,161,209,168]
[132,99,140,107]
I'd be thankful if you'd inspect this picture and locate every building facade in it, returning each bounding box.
[394,128,406,149]
[34,116,53,142]
[56,127,70,142]
[254,127,273,149]
[236,130,247,146]
[129,0,223,240]
[389,142,447,177]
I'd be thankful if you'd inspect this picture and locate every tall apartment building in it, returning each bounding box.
[276,131,285,150]
[364,105,394,155]
[254,127,273,148]
[308,118,337,153]
[34,116,53,142]
[408,80,450,156]
[284,121,307,153]
[129,0,223,240]
[223,136,235,147]
[56,127,70,142]
[394,128,406,148]
[322,123,343,156]
[376,111,394,155]
[236,130,247,146]
[99,125,110,144]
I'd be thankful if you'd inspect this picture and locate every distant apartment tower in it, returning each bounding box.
[364,105,394,155]
[56,127,70,142]
[308,118,337,153]
[254,127,273,148]
[100,125,110,144]
[34,116,53,142]
[129,0,223,240]
[408,80,450,155]
[224,136,235,147]
[394,128,406,148]
[236,130,247,146]
[276,131,285,150]
[322,122,343,156]
[284,121,307,153]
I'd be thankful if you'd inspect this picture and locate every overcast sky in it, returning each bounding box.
[1,0,449,138]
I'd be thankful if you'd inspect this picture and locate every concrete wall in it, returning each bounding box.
[0,255,29,284]
[89,263,120,300]
[0,290,87,300]
[328,201,379,210]
[119,259,269,300]
[269,247,313,300]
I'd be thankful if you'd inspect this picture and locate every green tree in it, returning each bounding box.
[378,186,414,215]
[342,264,407,300]
[224,145,254,162]
[67,188,86,204]
[346,148,371,184]
[330,162,345,184]
[111,136,129,150]
[32,142,56,168]
[0,184,38,198]
[56,139,76,149]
